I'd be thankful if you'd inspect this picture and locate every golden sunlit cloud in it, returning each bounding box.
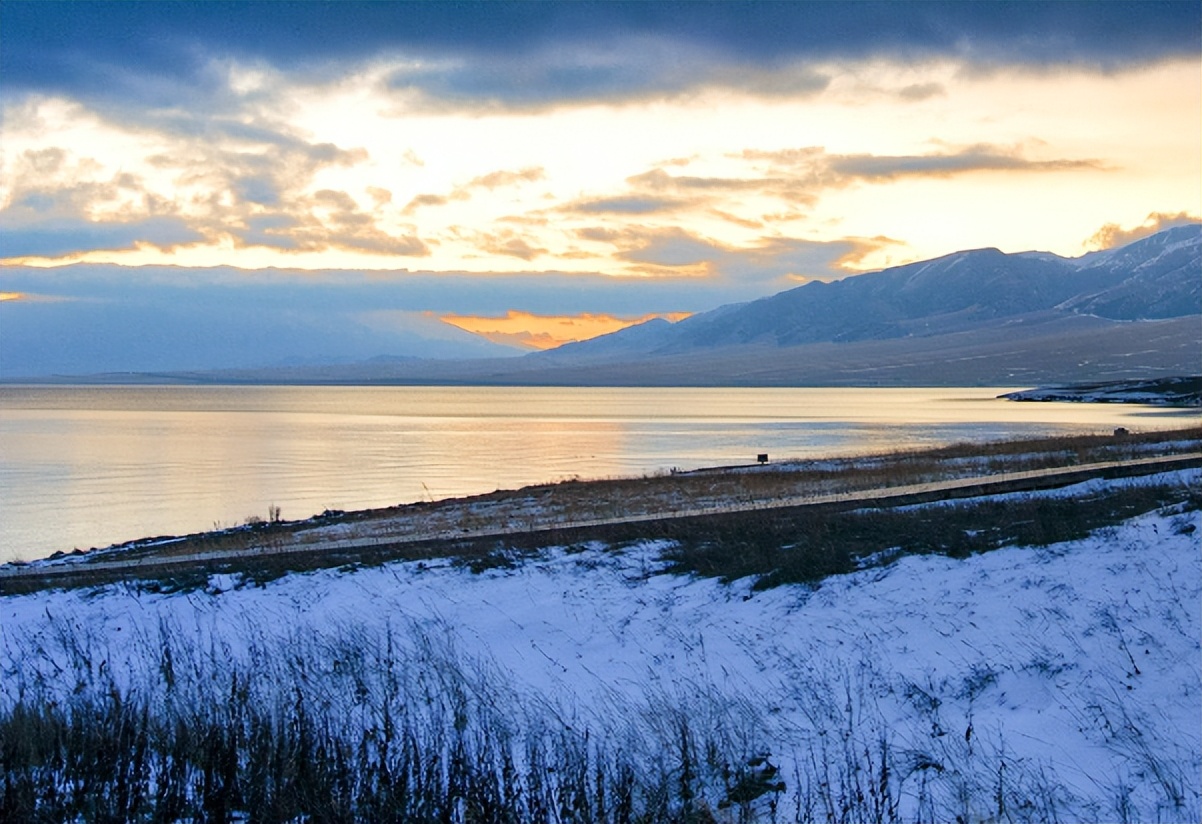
[1086,212,1202,251]
[440,310,692,350]
[0,292,23,301]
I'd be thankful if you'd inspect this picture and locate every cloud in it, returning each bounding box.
[355,309,525,354]
[567,196,691,215]
[233,201,429,257]
[194,130,368,212]
[628,231,902,282]
[569,226,725,276]
[1086,212,1202,250]
[825,146,1103,180]
[0,292,520,377]
[1,148,173,233]
[554,162,809,231]
[402,167,544,215]
[573,142,1098,229]
[579,225,903,282]
[292,189,430,257]
[626,168,767,193]
[0,216,207,258]
[472,233,548,262]
[708,209,763,230]
[439,310,692,350]
[619,228,726,269]
[0,121,432,262]
[385,42,833,110]
[366,187,393,206]
[2,266,732,373]
[616,165,819,209]
[403,193,458,214]
[897,82,946,101]
[0,292,75,304]
[6,3,1196,111]
[2,6,1188,279]
[0,263,765,320]
[234,176,281,206]
[555,143,1099,255]
[466,167,545,190]
[729,236,902,281]
[192,134,417,257]
[237,215,303,251]
[730,145,1101,190]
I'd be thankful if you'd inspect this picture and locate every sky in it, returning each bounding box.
[1,1,1200,373]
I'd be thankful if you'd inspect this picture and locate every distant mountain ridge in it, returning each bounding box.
[541,224,1201,363]
[33,225,1200,386]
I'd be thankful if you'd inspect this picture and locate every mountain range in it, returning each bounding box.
[18,224,1198,386]
[175,224,1200,387]
[537,223,1197,354]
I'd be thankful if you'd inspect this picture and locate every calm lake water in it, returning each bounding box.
[1,385,1196,563]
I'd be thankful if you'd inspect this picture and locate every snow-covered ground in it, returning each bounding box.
[2,476,1199,821]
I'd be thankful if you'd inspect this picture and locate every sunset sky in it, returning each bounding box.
[1,1,1199,372]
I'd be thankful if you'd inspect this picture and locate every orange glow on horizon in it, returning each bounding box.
[440,310,692,350]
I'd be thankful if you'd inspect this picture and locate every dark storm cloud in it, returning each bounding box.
[4,2,1198,108]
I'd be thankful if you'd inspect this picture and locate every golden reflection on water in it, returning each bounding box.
[1,385,1196,562]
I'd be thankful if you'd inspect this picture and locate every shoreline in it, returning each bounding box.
[5,426,1199,594]
[999,375,1202,407]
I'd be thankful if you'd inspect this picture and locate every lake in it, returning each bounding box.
[1,385,1196,563]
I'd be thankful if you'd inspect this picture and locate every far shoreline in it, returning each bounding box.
[999,375,1202,408]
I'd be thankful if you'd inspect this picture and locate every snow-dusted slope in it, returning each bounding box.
[2,474,1199,821]
[539,224,1201,356]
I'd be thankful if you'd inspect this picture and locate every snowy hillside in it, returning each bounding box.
[544,224,1202,356]
[2,469,1199,821]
